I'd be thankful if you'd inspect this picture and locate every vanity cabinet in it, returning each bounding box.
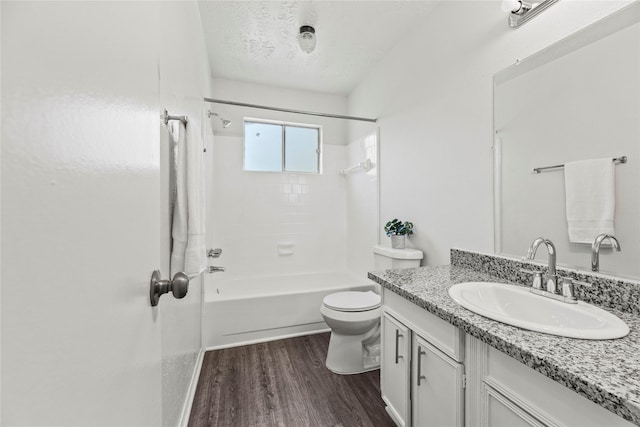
[381,289,465,427]
[381,288,635,427]
[465,336,636,427]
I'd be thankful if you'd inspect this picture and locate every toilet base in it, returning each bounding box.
[325,325,380,375]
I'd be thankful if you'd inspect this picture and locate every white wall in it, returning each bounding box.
[210,135,348,278]
[1,2,210,425]
[348,0,633,266]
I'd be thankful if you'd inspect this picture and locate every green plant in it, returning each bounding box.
[384,218,414,236]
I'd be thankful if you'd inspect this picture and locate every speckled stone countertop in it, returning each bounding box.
[368,265,640,425]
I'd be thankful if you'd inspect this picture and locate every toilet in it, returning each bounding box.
[321,245,423,374]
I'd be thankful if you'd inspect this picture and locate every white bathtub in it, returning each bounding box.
[202,271,375,349]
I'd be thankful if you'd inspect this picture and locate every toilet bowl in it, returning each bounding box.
[321,246,423,375]
[321,291,382,374]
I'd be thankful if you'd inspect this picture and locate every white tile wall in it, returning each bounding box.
[346,129,380,276]
[210,136,348,277]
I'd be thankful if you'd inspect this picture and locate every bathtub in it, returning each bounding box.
[202,271,375,349]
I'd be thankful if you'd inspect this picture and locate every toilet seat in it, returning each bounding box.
[321,304,381,323]
[323,291,381,312]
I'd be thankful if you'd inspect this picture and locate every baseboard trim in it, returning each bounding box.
[179,348,205,427]
[205,328,331,351]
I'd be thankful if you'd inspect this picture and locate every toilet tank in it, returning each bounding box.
[373,245,423,269]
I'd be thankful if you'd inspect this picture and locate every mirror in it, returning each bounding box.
[494,3,640,279]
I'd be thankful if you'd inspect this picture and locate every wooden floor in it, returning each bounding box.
[189,333,396,427]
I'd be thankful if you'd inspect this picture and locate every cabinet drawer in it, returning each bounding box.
[383,288,464,362]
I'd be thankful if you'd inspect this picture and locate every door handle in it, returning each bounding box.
[417,346,427,386]
[149,270,189,306]
[395,329,403,364]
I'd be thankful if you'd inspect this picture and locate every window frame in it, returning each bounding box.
[243,117,322,174]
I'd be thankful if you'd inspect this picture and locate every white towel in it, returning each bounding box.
[564,158,615,244]
[170,120,207,277]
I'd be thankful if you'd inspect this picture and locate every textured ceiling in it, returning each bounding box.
[198,1,437,95]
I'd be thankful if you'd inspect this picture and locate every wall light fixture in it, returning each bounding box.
[502,0,559,28]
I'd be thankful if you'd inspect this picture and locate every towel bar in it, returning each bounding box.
[163,109,188,125]
[532,156,627,173]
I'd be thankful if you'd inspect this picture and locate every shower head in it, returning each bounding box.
[207,111,232,128]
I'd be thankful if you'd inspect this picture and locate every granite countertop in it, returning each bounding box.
[368,265,640,426]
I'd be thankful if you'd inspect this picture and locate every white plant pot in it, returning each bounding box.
[390,235,405,249]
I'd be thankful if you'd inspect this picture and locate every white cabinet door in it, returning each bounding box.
[382,312,412,427]
[413,335,465,427]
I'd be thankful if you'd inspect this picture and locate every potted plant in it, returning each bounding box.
[384,218,414,249]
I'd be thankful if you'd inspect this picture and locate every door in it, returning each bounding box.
[2,2,166,425]
[412,335,465,427]
[381,312,412,427]
[156,3,210,426]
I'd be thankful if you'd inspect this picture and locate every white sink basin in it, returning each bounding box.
[448,282,629,339]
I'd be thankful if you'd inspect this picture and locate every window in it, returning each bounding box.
[244,119,321,173]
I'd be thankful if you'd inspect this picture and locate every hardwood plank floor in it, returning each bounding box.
[189,333,396,427]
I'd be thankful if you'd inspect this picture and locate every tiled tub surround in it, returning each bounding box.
[368,250,640,425]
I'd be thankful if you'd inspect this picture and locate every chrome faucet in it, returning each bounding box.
[526,237,559,293]
[591,234,621,272]
[524,237,576,303]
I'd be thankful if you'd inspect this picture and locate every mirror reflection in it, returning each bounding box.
[494,3,640,279]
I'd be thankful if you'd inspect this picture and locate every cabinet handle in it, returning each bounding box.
[417,346,427,386]
[395,329,404,364]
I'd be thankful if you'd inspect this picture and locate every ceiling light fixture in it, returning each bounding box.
[298,25,316,53]
[502,0,558,28]
[207,111,231,128]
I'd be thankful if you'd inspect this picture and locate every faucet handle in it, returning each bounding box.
[520,268,544,290]
[560,277,577,302]
[532,272,544,290]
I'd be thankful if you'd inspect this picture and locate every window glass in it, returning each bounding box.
[244,122,283,172]
[244,120,320,173]
[285,126,319,173]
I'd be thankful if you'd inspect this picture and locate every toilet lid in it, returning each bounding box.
[323,291,381,312]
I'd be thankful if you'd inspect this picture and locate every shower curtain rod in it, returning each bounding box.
[203,97,377,123]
